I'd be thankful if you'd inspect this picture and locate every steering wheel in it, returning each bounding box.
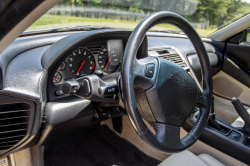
[121,11,213,153]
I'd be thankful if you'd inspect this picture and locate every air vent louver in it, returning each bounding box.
[148,47,200,88]
[0,103,29,150]
[149,47,196,78]
[156,49,187,68]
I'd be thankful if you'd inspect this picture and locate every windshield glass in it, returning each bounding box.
[26,0,250,37]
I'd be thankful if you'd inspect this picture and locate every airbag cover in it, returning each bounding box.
[146,58,199,126]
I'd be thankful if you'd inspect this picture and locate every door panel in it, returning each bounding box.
[212,30,250,108]
[213,71,250,106]
[226,43,250,72]
[211,33,250,123]
[222,55,250,88]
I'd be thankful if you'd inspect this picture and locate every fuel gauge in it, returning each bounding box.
[53,72,62,83]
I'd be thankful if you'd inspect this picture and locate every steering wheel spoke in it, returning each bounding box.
[197,91,208,108]
[154,123,181,149]
[133,57,158,90]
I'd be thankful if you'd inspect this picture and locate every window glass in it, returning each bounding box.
[26,0,250,37]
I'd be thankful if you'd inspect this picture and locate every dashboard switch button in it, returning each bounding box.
[98,84,119,97]
[145,63,155,78]
[55,90,64,96]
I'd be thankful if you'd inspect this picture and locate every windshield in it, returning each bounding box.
[26,0,250,37]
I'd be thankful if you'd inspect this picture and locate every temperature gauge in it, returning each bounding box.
[58,62,66,71]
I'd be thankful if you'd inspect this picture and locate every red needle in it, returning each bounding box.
[76,60,85,75]
[59,66,63,70]
[53,77,59,82]
[92,62,95,70]
[104,57,112,70]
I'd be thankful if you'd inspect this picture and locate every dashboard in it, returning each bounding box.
[0,29,221,158]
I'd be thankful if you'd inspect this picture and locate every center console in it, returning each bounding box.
[184,97,250,165]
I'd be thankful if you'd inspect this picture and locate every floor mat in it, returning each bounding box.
[44,125,161,166]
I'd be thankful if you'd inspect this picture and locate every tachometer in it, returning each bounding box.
[98,47,119,73]
[68,48,95,77]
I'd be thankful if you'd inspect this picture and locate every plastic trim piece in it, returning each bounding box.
[187,53,221,82]
[0,67,2,90]
[207,14,250,41]
[38,96,94,145]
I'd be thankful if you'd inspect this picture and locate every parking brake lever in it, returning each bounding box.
[232,97,250,135]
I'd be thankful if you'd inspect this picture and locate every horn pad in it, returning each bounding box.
[145,57,199,126]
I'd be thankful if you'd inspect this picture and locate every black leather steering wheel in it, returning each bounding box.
[121,11,213,153]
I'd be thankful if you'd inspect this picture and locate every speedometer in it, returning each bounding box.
[68,48,95,77]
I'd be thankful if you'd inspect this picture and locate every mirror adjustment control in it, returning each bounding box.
[145,63,155,78]
[98,84,119,97]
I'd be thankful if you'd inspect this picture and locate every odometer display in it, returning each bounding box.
[98,47,119,73]
[68,48,95,77]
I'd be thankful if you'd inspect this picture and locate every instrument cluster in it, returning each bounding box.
[53,39,124,85]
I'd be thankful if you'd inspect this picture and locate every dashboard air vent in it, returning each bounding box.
[148,47,200,89]
[0,103,30,150]
[156,49,187,68]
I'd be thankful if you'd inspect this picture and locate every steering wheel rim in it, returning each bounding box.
[121,11,213,153]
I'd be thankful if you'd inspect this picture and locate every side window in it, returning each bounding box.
[239,28,250,46]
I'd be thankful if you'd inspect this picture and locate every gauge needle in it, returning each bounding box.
[104,57,112,70]
[76,60,85,75]
[53,77,59,82]
[59,66,63,70]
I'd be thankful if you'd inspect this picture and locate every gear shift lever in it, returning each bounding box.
[232,97,250,135]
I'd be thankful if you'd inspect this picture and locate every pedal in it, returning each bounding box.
[112,116,123,134]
